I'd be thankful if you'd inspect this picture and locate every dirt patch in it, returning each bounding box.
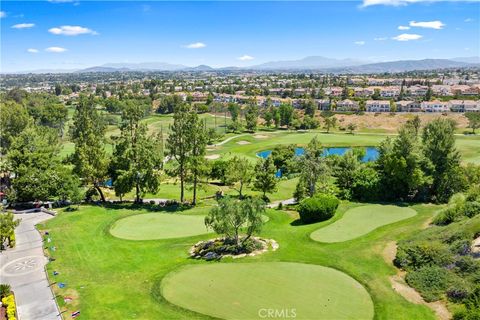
[205,154,220,160]
[472,236,480,258]
[253,134,269,139]
[236,140,251,145]
[382,241,397,264]
[332,113,469,133]
[389,274,451,320]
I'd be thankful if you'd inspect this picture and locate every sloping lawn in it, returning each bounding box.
[311,204,417,243]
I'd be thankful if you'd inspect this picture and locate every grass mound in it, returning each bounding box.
[311,204,416,243]
[160,262,374,320]
[110,213,208,240]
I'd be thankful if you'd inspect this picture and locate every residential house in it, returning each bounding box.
[336,99,360,112]
[420,100,449,112]
[366,100,391,112]
[396,100,421,112]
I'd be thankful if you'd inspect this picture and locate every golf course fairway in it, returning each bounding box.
[311,204,417,243]
[160,262,374,320]
[110,213,209,240]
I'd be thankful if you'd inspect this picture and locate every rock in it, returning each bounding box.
[204,252,219,261]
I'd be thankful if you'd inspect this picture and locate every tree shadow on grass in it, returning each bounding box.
[99,201,190,213]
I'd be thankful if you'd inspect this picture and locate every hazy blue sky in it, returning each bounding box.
[1,0,479,72]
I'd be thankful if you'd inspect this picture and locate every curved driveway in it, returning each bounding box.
[0,212,61,320]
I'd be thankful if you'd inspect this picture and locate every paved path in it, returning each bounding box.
[267,198,296,208]
[0,212,61,320]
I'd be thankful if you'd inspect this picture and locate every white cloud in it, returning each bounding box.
[11,23,35,29]
[392,33,423,41]
[184,42,206,49]
[0,11,6,18]
[27,48,39,53]
[362,0,479,7]
[409,20,445,29]
[237,55,254,61]
[398,25,410,30]
[45,46,67,53]
[49,25,97,36]
[354,41,366,45]
[374,37,388,41]
[464,18,474,22]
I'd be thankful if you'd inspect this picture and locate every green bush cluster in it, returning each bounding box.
[395,213,480,315]
[297,194,339,224]
[434,191,480,226]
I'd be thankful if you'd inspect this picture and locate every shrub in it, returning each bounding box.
[464,202,480,218]
[405,266,452,302]
[395,241,454,270]
[0,284,11,297]
[297,194,339,224]
[433,206,463,225]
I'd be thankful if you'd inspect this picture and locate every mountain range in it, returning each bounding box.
[6,56,479,74]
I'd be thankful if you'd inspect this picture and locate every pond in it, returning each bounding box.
[257,147,379,177]
[257,147,379,162]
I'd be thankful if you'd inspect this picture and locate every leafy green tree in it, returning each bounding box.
[228,103,241,122]
[112,102,163,203]
[157,95,183,114]
[253,157,277,199]
[424,85,433,101]
[187,112,208,205]
[303,99,317,117]
[347,123,357,134]
[226,156,253,198]
[273,108,281,128]
[296,137,330,198]
[422,118,464,202]
[205,196,265,247]
[0,212,20,250]
[334,150,361,199]
[465,112,480,134]
[406,115,422,136]
[0,101,30,152]
[323,116,337,133]
[71,95,109,202]
[263,109,273,127]
[279,103,294,127]
[167,103,193,202]
[376,125,431,201]
[244,104,259,132]
[271,144,296,176]
[8,125,74,202]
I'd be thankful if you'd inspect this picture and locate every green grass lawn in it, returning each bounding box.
[310,204,417,243]
[110,212,209,240]
[109,209,269,240]
[161,262,374,320]
[39,202,438,319]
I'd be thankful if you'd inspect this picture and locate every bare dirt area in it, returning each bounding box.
[384,242,452,320]
[205,154,220,160]
[253,134,269,139]
[333,113,469,133]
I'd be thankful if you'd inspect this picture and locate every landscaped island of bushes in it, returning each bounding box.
[395,187,480,319]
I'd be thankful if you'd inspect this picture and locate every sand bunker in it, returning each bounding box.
[236,140,251,145]
[205,154,220,160]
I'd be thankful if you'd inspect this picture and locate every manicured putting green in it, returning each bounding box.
[110,212,270,240]
[110,213,208,240]
[311,204,416,243]
[161,262,374,320]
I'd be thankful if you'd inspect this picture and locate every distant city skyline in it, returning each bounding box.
[1,0,479,72]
